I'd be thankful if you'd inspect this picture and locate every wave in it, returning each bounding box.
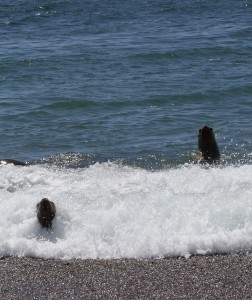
[1,162,252,259]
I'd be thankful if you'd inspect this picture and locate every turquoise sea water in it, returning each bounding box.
[1,1,252,259]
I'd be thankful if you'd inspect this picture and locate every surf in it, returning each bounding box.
[1,162,252,259]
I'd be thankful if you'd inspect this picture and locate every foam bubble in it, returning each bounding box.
[1,163,252,259]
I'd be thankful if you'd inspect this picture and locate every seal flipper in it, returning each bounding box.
[0,159,26,166]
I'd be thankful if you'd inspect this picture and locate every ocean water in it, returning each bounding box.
[0,0,252,259]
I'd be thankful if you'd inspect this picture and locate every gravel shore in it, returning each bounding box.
[1,254,252,299]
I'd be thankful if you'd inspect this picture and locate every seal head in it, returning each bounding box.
[198,125,220,163]
[37,198,56,229]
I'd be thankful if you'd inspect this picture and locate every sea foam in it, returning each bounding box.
[1,162,252,259]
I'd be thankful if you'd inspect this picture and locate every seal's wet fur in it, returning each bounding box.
[37,198,56,229]
[198,125,220,163]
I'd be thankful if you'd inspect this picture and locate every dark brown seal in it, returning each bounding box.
[37,198,56,229]
[198,125,220,163]
[0,159,26,166]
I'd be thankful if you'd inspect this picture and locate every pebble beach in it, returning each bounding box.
[1,254,252,299]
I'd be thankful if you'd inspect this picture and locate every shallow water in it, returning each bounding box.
[1,162,252,259]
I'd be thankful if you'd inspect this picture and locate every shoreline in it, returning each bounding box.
[1,253,252,299]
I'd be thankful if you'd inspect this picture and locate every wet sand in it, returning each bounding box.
[1,254,252,299]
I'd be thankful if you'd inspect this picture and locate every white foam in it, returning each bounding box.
[1,162,252,259]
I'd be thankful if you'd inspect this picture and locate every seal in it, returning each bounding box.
[198,125,220,163]
[0,159,26,166]
[36,198,56,229]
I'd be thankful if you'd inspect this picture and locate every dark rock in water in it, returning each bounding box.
[0,159,26,166]
[37,198,56,229]
[198,125,220,163]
